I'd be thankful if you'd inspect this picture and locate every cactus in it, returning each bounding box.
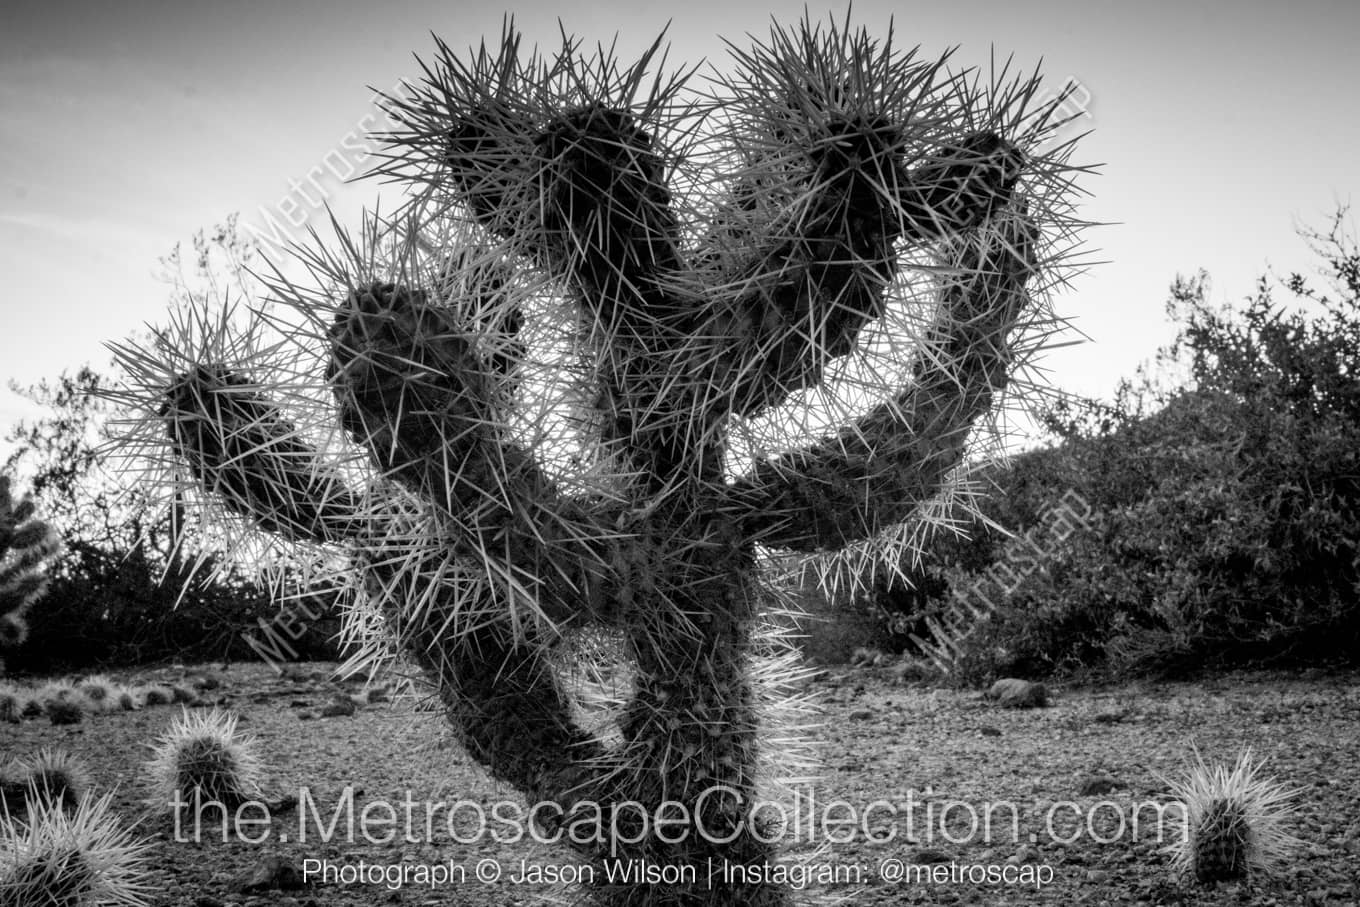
[1166,748,1299,885]
[110,15,1084,905]
[134,685,173,707]
[0,790,152,907]
[144,708,264,813]
[10,749,92,817]
[74,676,116,711]
[0,474,61,669]
[111,687,138,713]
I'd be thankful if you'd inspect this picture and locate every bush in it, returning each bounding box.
[4,540,342,675]
[900,213,1360,681]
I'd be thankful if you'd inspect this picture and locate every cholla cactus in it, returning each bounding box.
[1167,748,1300,885]
[110,15,1085,905]
[0,790,152,907]
[0,475,61,664]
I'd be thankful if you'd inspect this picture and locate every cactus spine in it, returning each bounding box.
[111,14,1084,905]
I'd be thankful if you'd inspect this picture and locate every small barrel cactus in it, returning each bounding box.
[0,790,152,907]
[44,698,84,728]
[74,676,116,710]
[10,749,92,817]
[145,707,264,812]
[135,684,174,707]
[1167,748,1300,884]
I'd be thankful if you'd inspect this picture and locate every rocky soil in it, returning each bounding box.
[2,662,1357,906]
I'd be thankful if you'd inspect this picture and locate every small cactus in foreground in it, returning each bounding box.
[0,790,152,907]
[1166,748,1300,884]
[145,708,264,812]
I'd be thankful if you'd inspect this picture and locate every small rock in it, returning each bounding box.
[891,659,936,684]
[1086,869,1112,883]
[237,857,306,893]
[986,678,1048,709]
[268,794,299,814]
[1079,774,1121,796]
[189,672,224,691]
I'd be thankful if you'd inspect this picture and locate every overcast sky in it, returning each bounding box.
[2,0,1357,439]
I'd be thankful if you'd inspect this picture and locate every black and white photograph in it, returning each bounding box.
[2,1,1357,904]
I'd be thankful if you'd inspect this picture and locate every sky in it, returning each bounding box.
[1,0,1357,442]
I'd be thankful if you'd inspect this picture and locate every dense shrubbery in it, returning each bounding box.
[875,213,1360,680]
[6,540,340,674]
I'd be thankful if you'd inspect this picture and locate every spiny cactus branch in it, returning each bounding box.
[728,207,1038,551]
[160,367,360,546]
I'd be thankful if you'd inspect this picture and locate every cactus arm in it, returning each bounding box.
[442,100,706,482]
[725,208,1037,551]
[380,31,711,483]
[159,367,360,546]
[896,132,1026,241]
[400,30,688,336]
[328,282,623,622]
[697,115,1023,418]
[360,549,612,820]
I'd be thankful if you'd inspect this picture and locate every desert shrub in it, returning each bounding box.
[913,214,1360,680]
[4,540,342,674]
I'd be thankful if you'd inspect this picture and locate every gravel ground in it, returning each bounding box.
[2,662,1357,906]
